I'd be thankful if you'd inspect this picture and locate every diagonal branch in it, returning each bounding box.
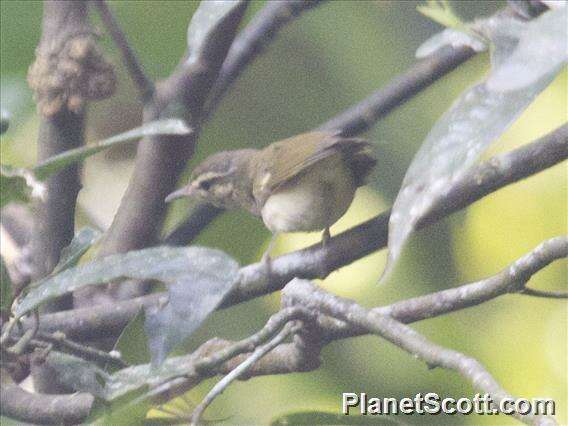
[1,379,94,425]
[190,323,295,425]
[117,236,566,413]
[166,44,477,246]
[284,279,555,425]
[92,0,153,100]
[204,0,328,118]
[226,124,568,306]
[317,45,474,135]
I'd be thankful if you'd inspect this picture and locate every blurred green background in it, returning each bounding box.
[1,1,566,424]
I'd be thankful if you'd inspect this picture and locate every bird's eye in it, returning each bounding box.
[199,180,212,191]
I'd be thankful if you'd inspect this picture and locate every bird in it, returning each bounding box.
[165,131,376,267]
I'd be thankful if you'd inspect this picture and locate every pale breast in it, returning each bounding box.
[261,156,356,234]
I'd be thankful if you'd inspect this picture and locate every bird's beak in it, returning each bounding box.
[165,186,192,203]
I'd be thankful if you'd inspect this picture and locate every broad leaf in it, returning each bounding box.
[486,6,567,92]
[185,0,248,69]
[0,164,45,208]
[16,246,238,366]
[416,27,486,58]
[1,256,14,314]
[105,353,195,401]
[16,246,237,318]
[114,309,150,366]
[144,247,239,366]
[382,8,566,279]
[33,119,191,180]
[0,119,191,207]
[51,227,101,275]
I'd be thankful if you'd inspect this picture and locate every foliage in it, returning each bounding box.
[383,5,567,279]
[0,1,565,424]
[0,119,191,208]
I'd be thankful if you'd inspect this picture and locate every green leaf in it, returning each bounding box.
[0,164,45,208]
[114,309,150,366]
[15,246,236,317]
[51,227,101,276]
[105,353,194,401]
[382,9,565,280]
[1,256,14,314]
[487,6,567,92]
[33,119,191,180]
[144,247,239,366]
[417,0,469,33]
[185,0,248,70]
[0,119,191,207]
[16,246,238,365]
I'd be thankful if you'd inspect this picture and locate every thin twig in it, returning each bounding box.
[190,323,295,426]
[128,306,315,406]
[36,331,128,368]
[8,311,39,355]
[284,279,553,425]
[92,0,154,100]
[520,287,568,299]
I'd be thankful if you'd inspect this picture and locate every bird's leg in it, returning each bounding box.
[319,227,332,278]
[322,226,331,249]
[261,233,278,278]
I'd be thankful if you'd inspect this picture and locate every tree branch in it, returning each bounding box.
[284,279,554,425]
[204,0,327,118]
[15,236,561,423]
[191,324,295,425]
[1,379,94,425]
[167,29,479,245]
[94,2,248,267]
[225,124,568,306]
[26,125,567,339]
[119,236,566,415]
[28,0,114,312]
[92,0,153,100]
[317,45,474,135]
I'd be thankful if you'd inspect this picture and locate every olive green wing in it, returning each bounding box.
[251,131,375,204]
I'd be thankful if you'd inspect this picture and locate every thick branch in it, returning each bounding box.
[117,237,566,412]
[16,236,562,422]
[1,380,94,425]
[28,0,115,312]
